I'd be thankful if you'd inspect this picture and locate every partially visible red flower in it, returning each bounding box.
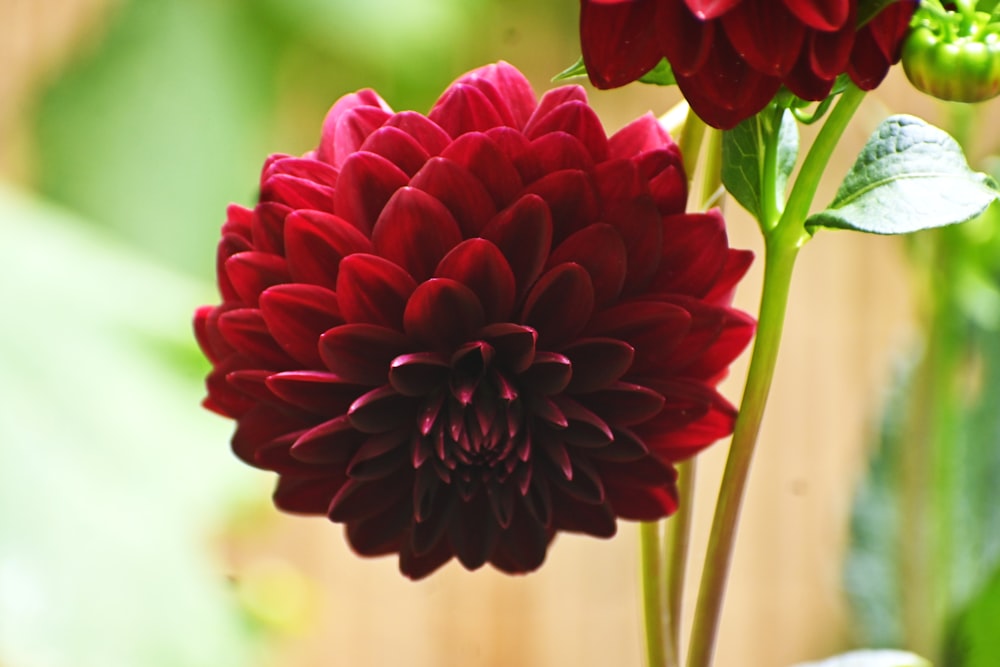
[580,0,917,128]
[195,62,754,579]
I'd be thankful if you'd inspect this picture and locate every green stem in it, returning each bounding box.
[641,521,677,667]
[686,85,867,667]
[666,459,696,650]
[685,236,800,667]
[680,110,708,192]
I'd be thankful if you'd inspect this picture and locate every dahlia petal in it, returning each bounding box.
[658,297,755,377]
[250,202,287,255]
[528,132,596,173]
[487,482,516,529]
[485,126,543,184]
[673,48,781,130]
[587,300,691,347]
[231,403,310,465]
[290,415,367,464]
[203,356,256,418]
[605,200,664,297]
[549,492,617,537]
[267,370,368,415]
[490,507,551,573]
[480,194,553,299]
[848,2,912,90]
[540,437,573,479]
[522,263,595,348]
[216,233,253,303]
[599,457,678,520]
[779,0,850,30]
[520,352,572,396]
[589,426,650,462]
[548,223,627,307]
[525,85,589,131]
[429,83,505,137]
[226,369,278,405]
[403,279,486,352]
[345,501,410,556]
[384,111,452,156]
[389,352,451,397]
[273,472,348,514]
[480,323,537,375]
[263,156,339,189]
[439,132,523,207]
[324,104,393,169]
[721,0,805,77]
[224,251,290,306]
[608,113,675,160]
[284,210,373,290]
[409,157,497,237]
[413,464,450,526]
[328,469,411,522]
[580,0,662,88]
[359,125,431,177]
[216,308,295,368]
[259,284,341,368]
[334,151,409,234]
[371,187,464,283]
[522,473,552,524]
[705,249,754,305]
[336,253,417,328]
[683,0,741,19]
[647,161,689,215]
[399,538,454,579]
[348,385,421,433]
[656,1,715,76]
[577,381,665,426]
[448,493,499,569]
[638,380,737,457]
[456,61,538,129]
[546,452,604,504]
[194,305,227,364]
[651,209,728,297]
[346,429,410,480]
[317,88,393,166]
[223,202,253,240]
[525,169,600,243]
[524,100,609,163]
[434,239,516,323]
[561,337,635,394]
[553,396,614,448]
[592,158,645,202]
[261,174,335,212]
[319,323,411,386]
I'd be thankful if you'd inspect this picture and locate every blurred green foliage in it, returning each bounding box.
[33,0,578,278]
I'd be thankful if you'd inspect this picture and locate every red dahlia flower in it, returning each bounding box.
[195,62,755,578]
[580,0,917,128]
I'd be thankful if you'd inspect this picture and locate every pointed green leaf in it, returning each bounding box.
[638,58,675,86]
[722,108,799,225]
[806,115,999,235]
[791,650,931,667]
[945,564,1000,667]
[553,56,588,81]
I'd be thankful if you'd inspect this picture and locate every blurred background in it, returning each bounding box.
[1,0,998,666]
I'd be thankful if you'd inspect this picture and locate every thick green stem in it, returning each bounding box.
[686,85,867,667]
[685,237,801,667]
[641,521,678,667]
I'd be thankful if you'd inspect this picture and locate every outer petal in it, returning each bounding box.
[336,253,417,328]
[580,0,662,89]
[403,279,486,352]
[521,263,595,347]
[434,239,517,323]
[371,187,464,283]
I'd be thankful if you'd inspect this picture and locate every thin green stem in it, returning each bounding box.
[685,237,800,667]
[665,459,696,652]
[686,85,868,667]
[699,128,723,210]
[641,521,678,667]
[780,83,866,231]
[680,110,708,192]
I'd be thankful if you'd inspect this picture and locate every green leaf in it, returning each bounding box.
[721,107,799,225]
[0,185,258,667]
[944,564,1000,667]
[791,650,932,667]
[858,0,910,27]
[806,115,999,235]
[553,56,587,81]
[638,58,676,86]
